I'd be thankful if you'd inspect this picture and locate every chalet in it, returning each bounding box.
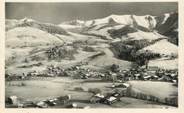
[134,73,141,80]
[66,103,78,108]
[151,75,159,80]
[6,96,18,105]
[36,101,48,108]
[158,75,172,82]
[90,93,104,103]
[143,75,151,80]
[55,95,71,104]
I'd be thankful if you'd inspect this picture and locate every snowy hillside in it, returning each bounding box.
[6,18,69,35]
[5,11,178,73]
[6,27,64,48]
[138,39,178,57]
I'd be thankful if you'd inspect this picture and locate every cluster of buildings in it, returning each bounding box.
[114,67,178,83]
[6,95,92,108]
[6,95,72,108]
[5,64,178,86]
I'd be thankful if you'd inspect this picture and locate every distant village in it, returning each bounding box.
[6,63,178,84]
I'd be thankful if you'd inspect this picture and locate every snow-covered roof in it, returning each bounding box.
[95,93,105,98]
[107,96,117,101]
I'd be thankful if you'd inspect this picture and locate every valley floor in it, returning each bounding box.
[5,77,177,108]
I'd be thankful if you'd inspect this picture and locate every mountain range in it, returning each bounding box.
[5,11,178,74]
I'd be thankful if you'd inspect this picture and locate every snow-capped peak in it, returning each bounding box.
[20,17,35,23]
[83,14,157,30]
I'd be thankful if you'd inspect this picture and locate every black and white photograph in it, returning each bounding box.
[4,2,179,109]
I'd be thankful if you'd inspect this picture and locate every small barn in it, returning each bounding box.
[6,96,18,105]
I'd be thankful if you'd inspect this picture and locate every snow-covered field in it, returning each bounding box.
[6,78,177,108]
[128,81,178,99]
